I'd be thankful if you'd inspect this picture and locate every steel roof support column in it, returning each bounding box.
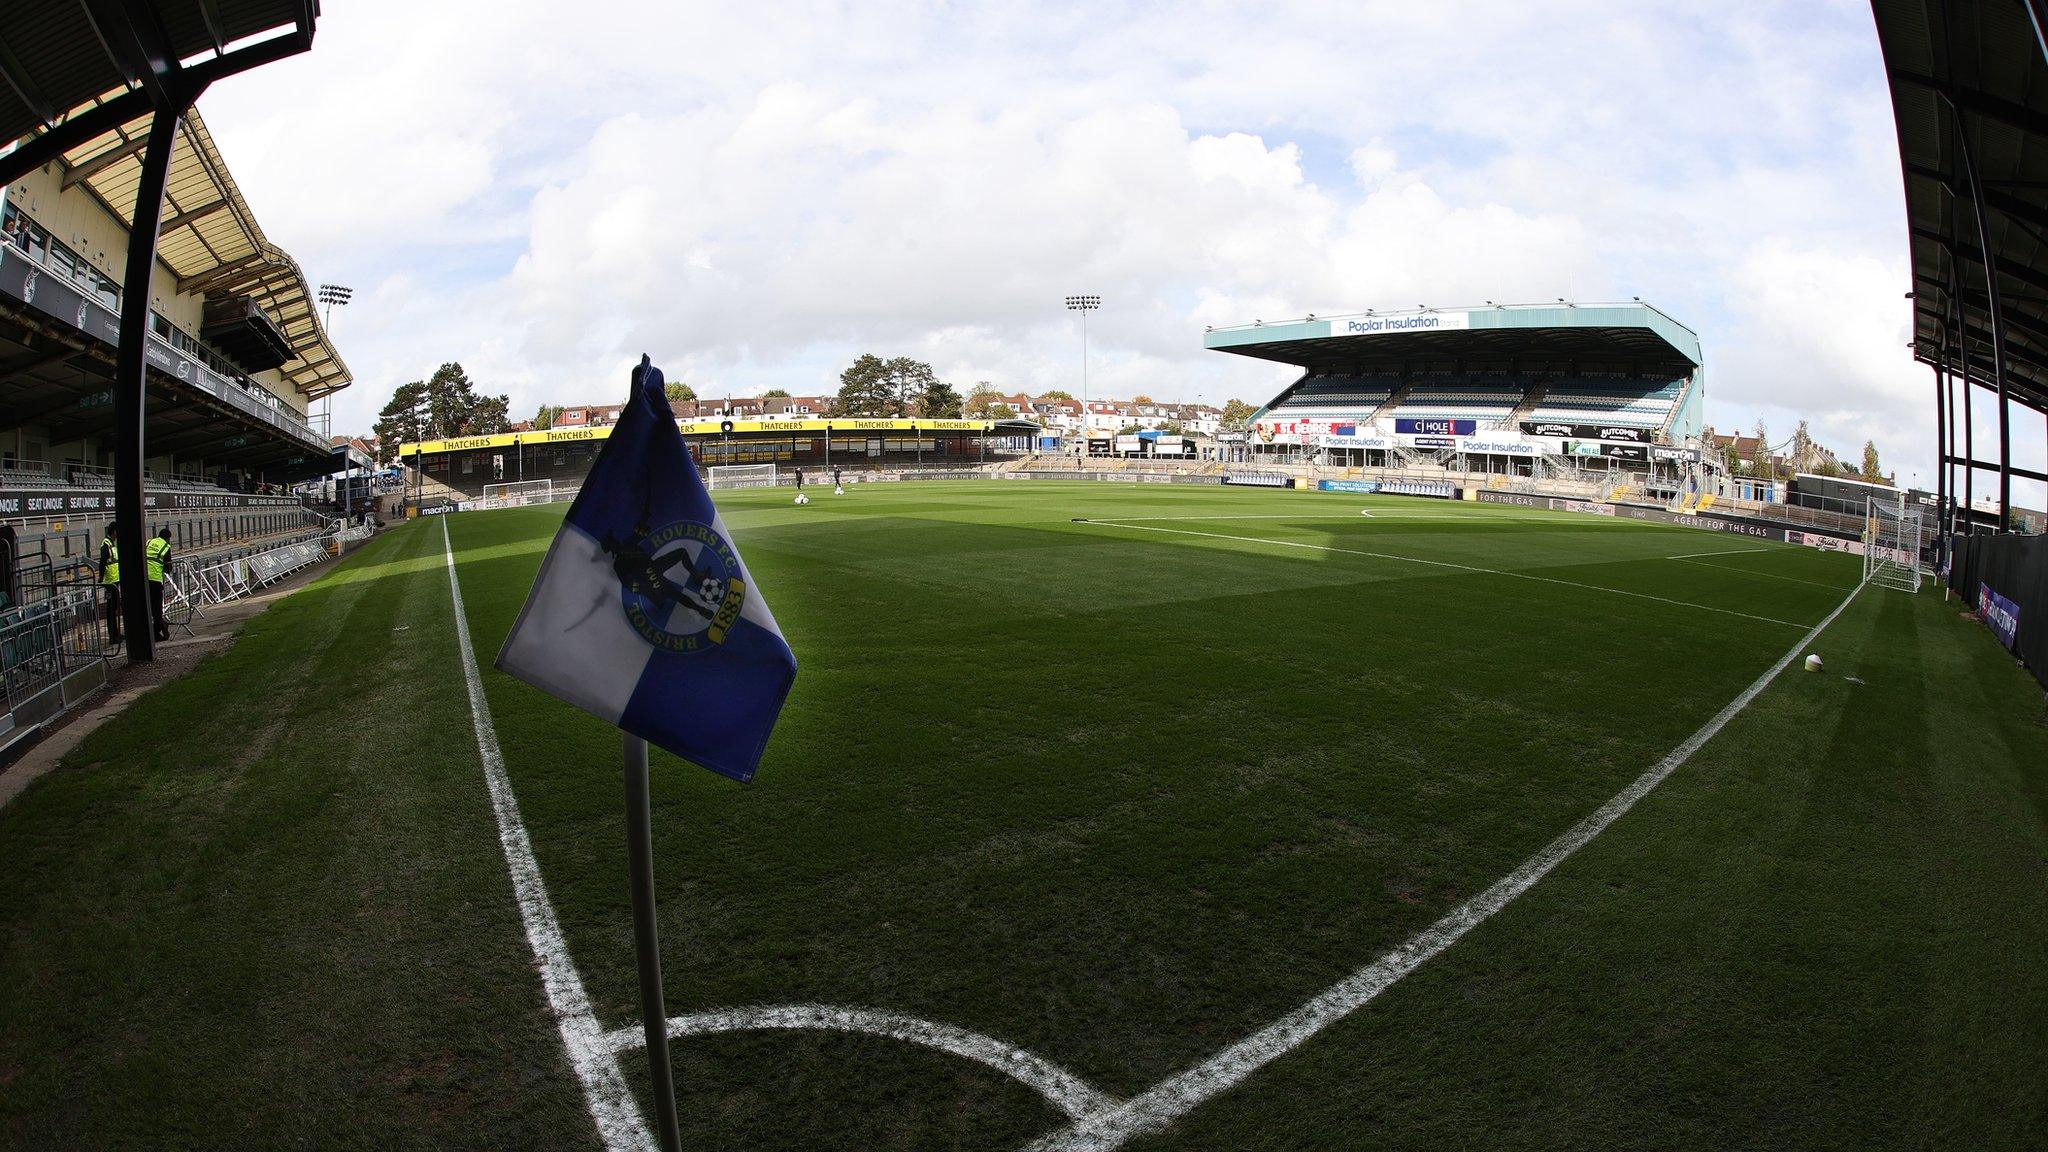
[112,103,186,662]
[1933,361,1948,558]
[1950,102,2014,529]
[1949,266,1976,533]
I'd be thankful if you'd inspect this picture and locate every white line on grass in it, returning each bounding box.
[1667,555,1850,591]
[1025,575,1869,1152]
[442,518,1114,1138]
[1075,512,1444,522]
[1663,546,1772,560]
[602,1005,1119,1121]
[441,518,657,1152]
[1085,520,1811,630]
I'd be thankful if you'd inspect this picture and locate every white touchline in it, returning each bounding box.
[1024,575,1869,1152]
[442,518,658,1152]
[602,1005,1119,1121]
[442,519,1110,1137]
[1086,520,1811,630]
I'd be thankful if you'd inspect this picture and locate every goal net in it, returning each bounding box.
[481,479,555,509]
[708,463,779,490]
[1864,493,1924,592]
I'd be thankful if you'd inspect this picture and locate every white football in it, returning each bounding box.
[1804,653,1823,672]
[794,493,808,505]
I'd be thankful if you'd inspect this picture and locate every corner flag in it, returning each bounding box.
[495,355,797,781]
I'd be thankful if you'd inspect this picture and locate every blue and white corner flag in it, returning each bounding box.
[496,356,797,782]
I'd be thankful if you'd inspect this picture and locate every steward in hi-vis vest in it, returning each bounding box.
[98,533,121,647]
[145,528,172,642]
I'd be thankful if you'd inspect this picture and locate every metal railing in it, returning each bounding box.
[1,588,108,730]
[2,235,327,452]
[169,531,341,613]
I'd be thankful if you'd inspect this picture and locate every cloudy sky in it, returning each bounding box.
[196,0,2045,506]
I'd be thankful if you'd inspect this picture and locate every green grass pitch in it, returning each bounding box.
[1,481,2043,1150]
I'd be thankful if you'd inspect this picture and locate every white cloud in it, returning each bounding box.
[180,0,2010,500]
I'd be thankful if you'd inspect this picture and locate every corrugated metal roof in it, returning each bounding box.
[1874,0,2048,416]
[0,2,314,146]
[46,98,349,400]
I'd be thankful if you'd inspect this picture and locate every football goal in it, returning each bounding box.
[1864,493,1924,592]
[481,479,555,509]
[708,463,780,490]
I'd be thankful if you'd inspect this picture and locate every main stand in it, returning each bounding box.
[624,733,683,1152]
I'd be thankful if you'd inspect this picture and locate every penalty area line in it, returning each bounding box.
[442,518,656,1152]
[1025,575,1870,1152]
[1083,520,1811,631]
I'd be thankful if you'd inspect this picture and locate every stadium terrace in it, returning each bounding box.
[1210,300,1712,494]
[396,416,1043,507]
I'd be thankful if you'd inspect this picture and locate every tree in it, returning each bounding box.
[915,379,963,419]
[532,403,563,431]
[832,353,896,416]
[372,380,429,461]
[1860,440,1882,481]
[1789,420,1820,475]
[1039,389,1074,404]
[1751,418,1771,479]
[762,388,791,399]
[831,354,941,416]
[468,393,511,435]
[988,403,1018,419]
[1219,398,1256,431]
[416,362,511,437]
[884,357,940,415]
[664,381,697,404]
[1132,393,1154,405]
[964,385,1006,418]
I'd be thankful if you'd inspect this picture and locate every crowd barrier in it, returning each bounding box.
[0,588,106,736]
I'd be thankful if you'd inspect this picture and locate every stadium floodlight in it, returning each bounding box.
[1065,295,1100,432]
[317,283,352,328]
[314,283,353,450]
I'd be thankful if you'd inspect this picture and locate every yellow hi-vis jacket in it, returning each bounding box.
[100,541,119,584]
[146,536,170,583]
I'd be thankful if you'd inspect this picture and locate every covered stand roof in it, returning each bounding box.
[1874,0,2048,416]
[53,104,350,399]
[1205,301,1702,375]
[0,2,343,401]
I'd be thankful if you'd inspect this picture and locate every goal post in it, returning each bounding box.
[708,463,779,490]
[1864,493,1923,593]
[481,479,555,509]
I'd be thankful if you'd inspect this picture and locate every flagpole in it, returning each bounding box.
[623,732,683,1152]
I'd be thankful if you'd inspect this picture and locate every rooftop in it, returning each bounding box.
[1204,301,1702,373]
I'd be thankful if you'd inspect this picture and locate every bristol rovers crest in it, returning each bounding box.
[601,520,747,653]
